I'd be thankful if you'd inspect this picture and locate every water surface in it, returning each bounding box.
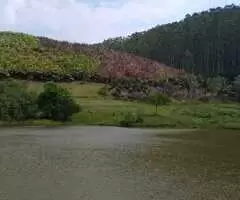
[0,127,240,200]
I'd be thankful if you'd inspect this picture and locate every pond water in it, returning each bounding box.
[0,127,240,200]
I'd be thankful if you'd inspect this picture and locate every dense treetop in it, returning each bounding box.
[101,4,240,78]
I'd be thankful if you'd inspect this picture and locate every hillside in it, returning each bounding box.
[0,32,182,82]
[101,4,240,78]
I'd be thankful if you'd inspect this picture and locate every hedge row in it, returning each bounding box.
[0,69,183,86]
[0,69,112,83]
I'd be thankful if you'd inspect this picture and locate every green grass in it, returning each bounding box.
[72,100,240,129]
[0,32,99,74]
[18,81,240,129]
[24,81,104,98]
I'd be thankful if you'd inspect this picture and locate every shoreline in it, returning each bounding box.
[0,81,239,131]
[0,120,239,130]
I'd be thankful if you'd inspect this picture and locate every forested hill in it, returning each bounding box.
[0,32,181,82]
[101,4,240,79]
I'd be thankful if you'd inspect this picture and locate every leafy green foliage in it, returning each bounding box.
[119,112,143,127]
[148,93,171,113]
[0,32,99,78]
[0,79,38,121]
[0,32,39,49]
[207,76,227,94]
[37,82,80,121]
[98,85,109,96]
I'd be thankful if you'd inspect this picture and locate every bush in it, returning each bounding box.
[148,92,171,113]
[0,79,38,121]
[98,85,108,96]
[119,112,143,127]
[111,87,121,98]
[198,96,211,102]
[37,82,80,121]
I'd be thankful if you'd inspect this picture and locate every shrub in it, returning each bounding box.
[198,96,211,102]
[119,112,143,127]
[148,92,171,113]
[207,76,227,95]
[37,82,80,121]
[98,85,109,97]
[111,87,121,98]
[0,79,38,121]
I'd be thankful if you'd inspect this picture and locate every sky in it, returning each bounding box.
[0,0,239,43]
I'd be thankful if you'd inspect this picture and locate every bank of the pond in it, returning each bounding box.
[0,102,240,130]
[72,102,240,130]
[0,82,239,130]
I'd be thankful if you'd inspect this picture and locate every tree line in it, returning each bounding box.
[101,4,240,79]
[99,74,240,102]
[0,80,80,122]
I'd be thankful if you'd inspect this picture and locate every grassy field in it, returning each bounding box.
[14,81,239,130]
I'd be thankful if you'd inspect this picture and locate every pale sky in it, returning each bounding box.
[0,0,239,43]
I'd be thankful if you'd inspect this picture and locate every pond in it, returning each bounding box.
[0,127,240,200]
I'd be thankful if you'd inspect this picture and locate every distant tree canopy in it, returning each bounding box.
[102,4,240,78]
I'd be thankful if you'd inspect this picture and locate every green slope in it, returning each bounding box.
[0,31,182,81]
[0,32,99,77]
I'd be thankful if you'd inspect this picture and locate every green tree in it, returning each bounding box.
[197,74,209,95]
[208,76,227,95]
[98,85,109,97]
[148,93,171,114]
[37,82,80,121]
[181,74,199,98]
[0,79,38,121]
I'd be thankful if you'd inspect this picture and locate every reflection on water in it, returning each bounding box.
[0,127,240,200]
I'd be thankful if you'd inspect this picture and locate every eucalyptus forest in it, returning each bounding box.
[102,4,240,79]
